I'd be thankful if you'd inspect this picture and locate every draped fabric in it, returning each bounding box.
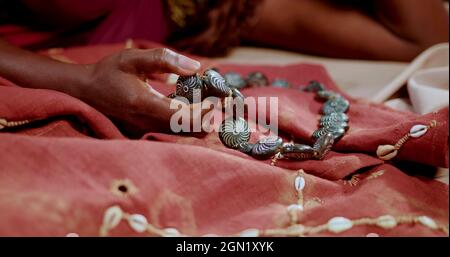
[0,41,448,236]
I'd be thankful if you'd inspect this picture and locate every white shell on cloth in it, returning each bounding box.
[102,205,123,231]
[239,228,260,237]
[376,215,397,229]
[128,214,148,233]
[287,204,304,212]
[376,145,398,161]
[417,216,438,229]
[163,228,181,237]
[409,124,428,138]
[294,176,306,191]
[327,217,353,233]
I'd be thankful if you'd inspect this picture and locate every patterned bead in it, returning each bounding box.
[237,142,255,154]
[280,143,316,160]
[219,118,251,149]
[251,136,283,159]
[203,69,231,98]
[271,79,290,88]
[317,90,340,100]
[224,72,247,89]
[312,127,345,140]
[247,72,269,87]
[320,121,349,131]
[303,80,325,92]
[313,133,335,159]
[176,74,203,103]
[320,113,349,123]
[322,97,350,114]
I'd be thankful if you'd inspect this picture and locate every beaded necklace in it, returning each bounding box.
[170,69,350,162]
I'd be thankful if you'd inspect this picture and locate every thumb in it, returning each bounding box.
[119,48,201,76]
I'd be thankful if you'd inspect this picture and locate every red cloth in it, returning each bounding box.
[0,41,448,236]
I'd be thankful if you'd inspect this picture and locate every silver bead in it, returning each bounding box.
[219,118,251,149]
[176,74,203,103]
[251,136,283,159]
[203,69,231,98]
[224,72,247,89]
[317,90,340,100]
[303,80,326,92]
[320,113,349,123]
[247,72,269,87]
[312,127,345,141]
[313,133,335,159]
[237,142,254,154]
[271,79,290,88]
[322,97,350,114]
[280,144,316,160]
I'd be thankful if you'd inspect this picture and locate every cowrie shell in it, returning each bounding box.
[376,215,397,229]
[240,228,259,237]
[102,205,123,231]
[163,228,180,237]
[417,216,438,229]
[410,124,428,138]
[287,204,304,212]
[327,217,353,233]
[294,176,306,191]
[376,145,398,161]
[128,214,148,233]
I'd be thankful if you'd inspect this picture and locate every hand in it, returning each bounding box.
[78,48,210,136]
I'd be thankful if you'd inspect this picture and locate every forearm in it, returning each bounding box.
[0,39,90,98]
[373,0,449,47]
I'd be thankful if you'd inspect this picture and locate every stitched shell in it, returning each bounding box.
[176,74,203,103]
[251,136,283,159]
[313,133,335,159]
[281,143,316,160]
[320,113,349,123]
[224,72,247,89]
[322,97,350,114]
[219,118,250,149]
[203,69,231,97]
[376,145,397,160]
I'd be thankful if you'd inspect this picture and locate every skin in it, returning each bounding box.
[0,39,209,136]
[244,0,449,61]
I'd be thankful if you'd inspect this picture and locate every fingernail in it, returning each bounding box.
[178,55,201,71]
